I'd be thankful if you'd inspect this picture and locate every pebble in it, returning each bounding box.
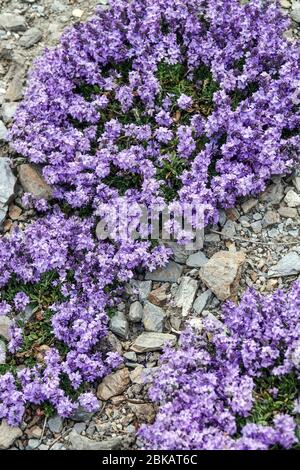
[0,120,8,141]
[131,332,176,353]
[72,9,84,19]
[110,311,129,339]
[263,210,280,227]
[221,220,236,238]
[278,206,298,219]
[174,276,199,316]
[142,301,165,332]
[19,27,43,48]
[0,420,22,449]
[193,289,213,315]
[251,221,262,234]
[2,102,18,123]
[145,261,183,283]
[0,157,16,225]
[128,301,143,323]
[48,416,63,434]
[186,251,208,268]
[0,13,26,32]
[18,164,53,199]
[97,368,130,400]
[284,189,300,207]
[69,431,122,450]
[147,285,168,307]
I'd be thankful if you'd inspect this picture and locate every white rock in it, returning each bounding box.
[174,276,198,316]
[0,316,13,340]
[2,102,18,123]
[0,420,22,449]
[284,190,300,207]
[0,120,7,141]
[0,340,6,364]
[72,9,84,18]
[268,252,300,277]
[19,27,43,48]
[131,332,176,353]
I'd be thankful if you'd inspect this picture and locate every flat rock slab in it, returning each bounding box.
[142,301,165,332]
[131,332,176,353]
[186,251,208,268]
[18,164,53,199]
[268,252,300,277]
[174,276,198,316]
[0,13,26,32]
[97,368,130,401]
[0,420,22,449]
[200,250,245,301]
[145,261,183,283]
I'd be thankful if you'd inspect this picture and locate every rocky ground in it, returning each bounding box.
[0,0,300,451]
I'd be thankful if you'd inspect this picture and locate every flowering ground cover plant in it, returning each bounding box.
[139,282,300,450]
[0,0,299,437]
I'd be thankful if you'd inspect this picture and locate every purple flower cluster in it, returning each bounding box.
[139,282,300,450]
[9,0,300,221]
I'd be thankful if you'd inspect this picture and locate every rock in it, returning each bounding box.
[268,252,300,277]
[278,206,298,219]
[48,416,63,434]
[106,332,122,355]
[0,420,22,449]
[110,311,129,339]
[174,276,198,316]
[128,403,155,424]
[193,289,213,315]
[293,176,300,192]
[123,351,137,362]
[186,251,208,268]
[29,426,43,439]
[69,407,95,422]
[5,72,23,102]
[0,339,6,364]
[8,204,22,220]
[129,365,146,384]
[165,241,190,264]
[205,232,220,243]
[147,285,168,306]
[0,13,26,32]
[0,158,16,225]
[221,220,236,238]
[202,311,228,332]
[241,198,258,214]
[291,6,300,22]
[284,190,300,208]
[18,164,53,199]
[2,102,18,123]
[27,439,40,450]
[69,431,121,451]
[145,261,183,283]
[0,121,7,141]
[263,210,280,227]
[260,182,284,205]
[128,280,152,301]
[142,301,165,332]
[72,9,84,18]
[251,221,262,234]
[19,27,43,48]
[280,0,291,8]
[131,332,176,353]
[128,301,143,323]
[0,316,12,340]
[200,251,245,301]
[97,368,130,400]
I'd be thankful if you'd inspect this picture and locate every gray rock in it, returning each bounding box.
[131,332,176,353]
[284,190,300,208]
[48,416,63,434]
[165,241,190,264]
[128,301,143,323]
[27,439,40,450]
[142,301,165,332]
[0,339,6,364]
[2,102,18,123]
[18,164,53,199]
[174,276,198,316]
[73,423,86,434]
[110,311,129,339]
[202,311,228,332]
[291,6,300,22]
[193,289,213,315]
[263,210,280,227]
[251,221,262,234]
[69,431,122,451]
[0,420,22,449]
[19,27,43,48]
[0,13,26,32]
[0,157,16,225]
[278,206,298,219]
[186,251,208,268]
[5,72,23,102]
[145,261,183,283]
[260,182,284,205]
[293,176,300,192]
[0,121,7,141]
[0,316,13,340]
[241,198,258,214]
[127,280,152,301]
[268,252,300,277]
[221,220,236,238]
[123,351,137,362]
[69,407,95,422]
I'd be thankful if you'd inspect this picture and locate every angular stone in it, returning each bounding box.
[109,311,129,339]
[131,332,176,353]
[142,301,165,332]
[128,403,155,424]
[145,261,183,283]
[48,416,63,434]
[0,339,6,364]
[263,210,280,227]
[200,251,245,301]
[241,198,258,214]
[0,316,12,340]
[8,204,22,220]
[186,251,208,268]
[19,27,43,48]
[278,206,298,219]
[251,221,262,234]
[260,182,284,205]
[268,252,300,277]
[0,158,16,225]
[5,73,23,102]
[165,241,190,264]
[284,190,300,208]
[127,280,152,301]
[0,121,7,141]
[18,164,53,199]
[129,365,146,384]
[2,102,18,124]
[174,276,198,316]
[0,13,26,32]
[147,285,168,307]
[69,407,95,422]
[69,431,121,450]
[97,368,130,400]
[0,420,22,449]
[193,289,213,315]
[128,301,143,323]
[221,220,236,239]
[293,176,300,192]
[291,6,300,22]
